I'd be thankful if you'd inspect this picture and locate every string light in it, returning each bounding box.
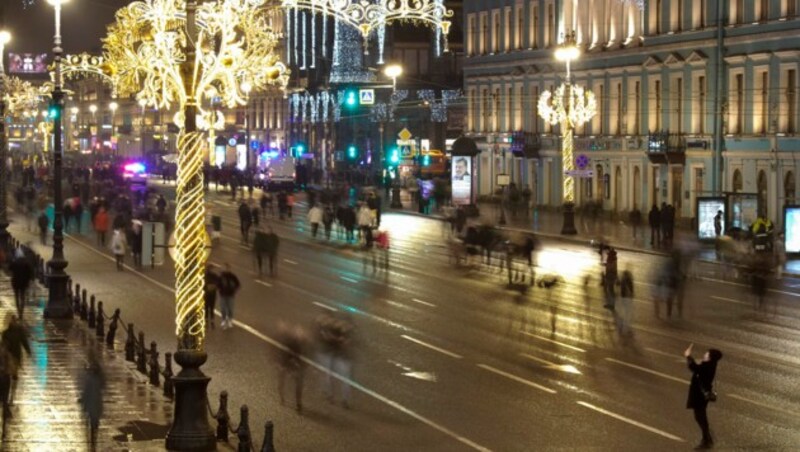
[618,0,646,10]
[330,19,375,84]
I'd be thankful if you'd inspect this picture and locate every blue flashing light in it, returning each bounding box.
[124,162,146,174]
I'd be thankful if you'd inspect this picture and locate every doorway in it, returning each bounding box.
[671,166,683,216]
[614,166,623,211]
[633,166,641,211]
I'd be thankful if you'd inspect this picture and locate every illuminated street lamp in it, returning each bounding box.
[0,29,11,251]
[538,31,597,235]
[384,64,403,90]
[44,0,72,318]
[89,103,97,119]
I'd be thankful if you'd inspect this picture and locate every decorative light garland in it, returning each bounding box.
[103,0,288,349]
[618,0,646,10]
[281,0,453,43]
[330,19,375,84]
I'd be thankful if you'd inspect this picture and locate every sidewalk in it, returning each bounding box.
[0,273,173,451]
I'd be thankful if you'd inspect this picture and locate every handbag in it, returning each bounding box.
[702,386,717,403]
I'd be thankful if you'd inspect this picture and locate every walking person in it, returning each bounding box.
[253,227,268,277]
[316,313,355,408]
[322,205,334,240]
[649,204,661,247]
[94,207,109,247]
[131,221,143,268]
[204,264,219,329]
[629,207,642,240]
[286,192,295,219]
[260,191,272,218]
[37,211,49,246]
[616,269,634,336]
[277,191,287,220]
[217,264,241,329]
[110,228,127,271]
[276,323,308,413]
[0,345,12,439]
[238,201,253,245]
[684,344,723,449]
[2,316,31,405]
[307,203,323,238]
[375,229,390,270]
[9,249,34,318]
[79,349,106,450]
[264,227,280,276]
[602,247,618,310]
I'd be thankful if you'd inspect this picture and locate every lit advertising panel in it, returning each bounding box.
[8,53,49,74]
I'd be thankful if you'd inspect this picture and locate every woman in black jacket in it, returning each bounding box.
[684,343,723,449]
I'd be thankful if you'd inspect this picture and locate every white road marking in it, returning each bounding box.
[519,331,587,353]
[283,259,298,265]
[520,353,581,374]
[576,401,684,442]
[255,280,273,288]
[477,364,557,394]
[727,393,800,417]
[700,276,800,298]
[400,335,463,359]
[313,301,337,312]
[604,358,686,385]
[238,245,251,250]
[340,276,359,284]
[412,298,437,308]
[56,228,490,452]
[710,295,749,306]
[644,348,685,362]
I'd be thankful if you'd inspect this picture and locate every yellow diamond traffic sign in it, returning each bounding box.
[398,128,413,141]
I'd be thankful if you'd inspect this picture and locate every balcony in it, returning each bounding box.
[646,131,686,165]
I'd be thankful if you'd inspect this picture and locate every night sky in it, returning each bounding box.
[3,0,129,55]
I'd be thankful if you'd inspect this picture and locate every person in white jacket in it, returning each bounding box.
[307,204,323,238]
[110,228,127,271]
[357,204,374,246]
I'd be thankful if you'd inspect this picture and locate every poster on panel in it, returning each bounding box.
[451,156,472,205]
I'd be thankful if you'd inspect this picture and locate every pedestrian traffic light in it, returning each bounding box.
[422,154,431,167]
[291,142,306,158]
[347,145,358,160]
[345,90,358,108]
[48,104,60,120]
[389,148,400,165]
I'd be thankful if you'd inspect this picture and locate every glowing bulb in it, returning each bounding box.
[0,31,11,46]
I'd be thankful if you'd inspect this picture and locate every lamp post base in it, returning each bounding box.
[45,267,73,319]
[561,202,578,235]
[166,350,215,451]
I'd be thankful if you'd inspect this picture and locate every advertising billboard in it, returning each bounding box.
[696,197,726,240]
[785,206,800,253]
[8,53,49,74]
[451,156,472,205]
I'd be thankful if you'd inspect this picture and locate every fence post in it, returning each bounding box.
[148,341,160,387]
[95,301,105,339]
[125,323,136,362]
[236,405,252,452]
[260,421,275,452]
[136,331,147,375]
[106,309,120,347]
[80,289,88,320]
[215,391,230,442]
[162,352,174,399]
[73,284,82,315]
[88,295,96,328]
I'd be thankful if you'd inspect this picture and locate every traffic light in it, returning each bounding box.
[347,145,358,160]
[48,104,60,120]
[345,90,358,108]
[389,148,400,165]
[291,142,306,157]
[422,154,431,167]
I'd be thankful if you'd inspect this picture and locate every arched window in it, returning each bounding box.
[758,170,768,215]
[633,166,641,209]
[732,169,743,193]
[596,165,605,200]
[785,171,796,205]
[614,166,623,211]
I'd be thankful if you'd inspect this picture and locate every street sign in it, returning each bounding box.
[398,128,413,141]
[564,169,594,178]
[359,89,375,105]
[496,174,511,186]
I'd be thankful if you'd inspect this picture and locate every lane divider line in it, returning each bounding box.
[313,301,337,312]
[604,358,686,385]
[710,295,749,306]
[400,335,463,359]
[476,364,557,394]
[55,229,490,452]
[283,259,299,265]
[576,401,684,442]
[644,348,685,363]
[340,276,359,284]
[519,331,587,353]
[255,280,273,288]
[412,298,437,308]
[727,393,800,417]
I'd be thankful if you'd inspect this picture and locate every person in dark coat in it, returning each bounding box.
[9,251,34,318]
[37,212,49,246]
[252,227,268,276]
[204,264,219,329]
[2,316,31,404]
[264,227,280,276]
[238,201,253,245]
[685,344,723,449]
[79,348,106,449]
[649,204,661,246]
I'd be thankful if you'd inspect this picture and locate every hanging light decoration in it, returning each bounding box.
[618,0,646,10]
[281,0,454,44]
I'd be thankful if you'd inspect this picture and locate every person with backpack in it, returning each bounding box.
[217,264,241,329]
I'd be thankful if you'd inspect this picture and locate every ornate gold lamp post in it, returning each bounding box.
[103,0,287,448]
[538,32,597,235]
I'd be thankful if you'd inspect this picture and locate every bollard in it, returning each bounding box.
[124,323,136,362]
[162,352,174,399]
[148,341,160,387]
[260,421,275,452]
[136,332,147,375]
[215,391,231,442]
[80,289,88,320]
[236,405,252,452]
[88,295,96,328]
[95,302,105,339]
[73,284,82,315]
[106,309,120,347]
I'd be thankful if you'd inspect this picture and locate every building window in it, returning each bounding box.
[699,0,707,28]
[516,6,524,49]
[734,0,744,24]
[480,14,488,54]
[654,0,662,34]
[788,69,797,134]
[758,71,768,134]
[507,86,514,130]
[599,84,606,135]
[482,89,490,131]
[615,82,622,136]
[493,11,501,53]
[735,73,744,134]
[673,0,683,32]
[531,5,539,48]
[676,77,683,134]
[698,75,706,134]
[467,15,476,55]
[786,171,796,204]
[546,3,554,47]
[788,0,797,18]
[759,0,769,21]
[504,8,512,52]
[532,86,540,133]
[633,80,641,134]
[732,169,743,193]
[655,80,662,131]
[494,88,501,131]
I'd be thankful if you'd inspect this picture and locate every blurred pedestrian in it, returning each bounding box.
[110,228,127,271]
[79,349,106,449]
[260,191,272,218]
[322,205,334,240]
[0,345,12,438]
[616,269,634,336]
[238,201,253,245]
[37,212,49,245]
[714,210,723,237]
[308,203,323,238]
[649,204,661,246]
[774,233,786,280]
[204,264,219,329]
[218,263,241,329]
[316,313,355,408]
[251,204,260,230]
[74,199,84,234]
[629,207,642,239]
[265,227,280,276]
[684,344,723,450]
[276,323,308,413]
[603,248,618,310]
[10,249,34,318]
[286,192,295,219]
[2,316,30,404]
[131,221,143,268]
[253,227,268,276]
[375,229,390,270]
[277,191,287,220]
[94,207,109,247]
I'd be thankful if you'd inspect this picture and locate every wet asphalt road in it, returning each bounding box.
[8,182,800,451]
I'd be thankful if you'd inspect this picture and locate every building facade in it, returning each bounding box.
[464,0,800,227]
